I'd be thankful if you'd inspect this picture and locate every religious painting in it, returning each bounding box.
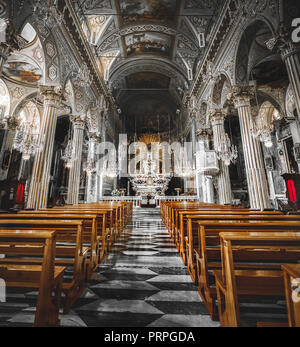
[118,0,178,25]
[124,95,174,134]
[124,32,172,57]
[126,72,170,89]
[3,55,42,85]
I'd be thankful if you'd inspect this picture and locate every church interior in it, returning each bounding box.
[0,0,299,328]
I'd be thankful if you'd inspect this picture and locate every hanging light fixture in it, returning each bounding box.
[13,101,41,161]
[216,132,238,166]
[61,124,74,168]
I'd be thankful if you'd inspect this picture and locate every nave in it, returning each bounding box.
[0,207,293,328]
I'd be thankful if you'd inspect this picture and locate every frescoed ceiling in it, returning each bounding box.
[75,0,221,134]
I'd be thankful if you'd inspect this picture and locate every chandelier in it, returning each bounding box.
[61,138,74,168]
[13,122,40,161]
[216,133,238,166]
[104,159,118,178]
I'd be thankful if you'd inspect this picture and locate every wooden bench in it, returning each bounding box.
[184,215,294,282]
[213,232,300,327]
[0,219,88,313]
[0,229,65,326]
[43,205,121,249]
[178,210,283,261]
[190,220,300,320]
[282,264,300,327]
[13,212,108,267]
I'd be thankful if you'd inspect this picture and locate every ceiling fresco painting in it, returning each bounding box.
[3,55,42,85]
[118,0,179,26]
[124,32,172,57]
[77,0,220,135]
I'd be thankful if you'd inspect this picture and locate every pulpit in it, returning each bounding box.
[282,173,300,210]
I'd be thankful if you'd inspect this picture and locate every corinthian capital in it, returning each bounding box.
[229,86,255,108]
[6,116,19,131]
[40,85,63,108]
[265,23,299,59]
[70,114,85,129]
[196,127,211,140]
[88,132,101,142]
[209,108,227,126]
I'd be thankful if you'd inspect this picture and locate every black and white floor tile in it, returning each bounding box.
[0,208,287,327]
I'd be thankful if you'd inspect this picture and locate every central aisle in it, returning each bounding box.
[71,208,219,327]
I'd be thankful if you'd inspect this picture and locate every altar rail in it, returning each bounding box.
[97,196,199,207]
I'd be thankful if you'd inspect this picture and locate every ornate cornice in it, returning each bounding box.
[57,0,115,109]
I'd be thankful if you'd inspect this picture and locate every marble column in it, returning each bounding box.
[232,87,270,210]
[210,109,232,205]
[0,117,19,180]
[27,86,62,210]
[67,116,85,205]
[86,132,101,203]
[280,41,300,117]
[195,128,210,201]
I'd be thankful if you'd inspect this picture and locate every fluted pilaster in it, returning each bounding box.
[86,132,101,203]
[232,86,270,210]
[67,116,85,205]
[27,86,63,209]
[210,109,232,205]
[195,128,214,202]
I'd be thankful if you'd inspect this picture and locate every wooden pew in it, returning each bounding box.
[11,212,108,267]
[213,232,300,327]
[178,210,283,260]
[0,229,65,326]
[190,220,300,320]
[43,205,121,248]
[184,214,300,277]
[282,264,300,327]
[0,219,88,313]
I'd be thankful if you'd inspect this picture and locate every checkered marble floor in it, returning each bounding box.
[0,208,287,327]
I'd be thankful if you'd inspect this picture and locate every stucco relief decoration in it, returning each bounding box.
[11,87,24,99]
[32,46,44,64]
[286,85,296,119]
[46,41,56,58]
[48,64,57,81]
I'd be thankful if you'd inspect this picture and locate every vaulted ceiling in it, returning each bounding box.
[74,0,221,134]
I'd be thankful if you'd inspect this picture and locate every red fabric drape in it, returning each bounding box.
[16,184,24,204]
[287,179,297,202]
